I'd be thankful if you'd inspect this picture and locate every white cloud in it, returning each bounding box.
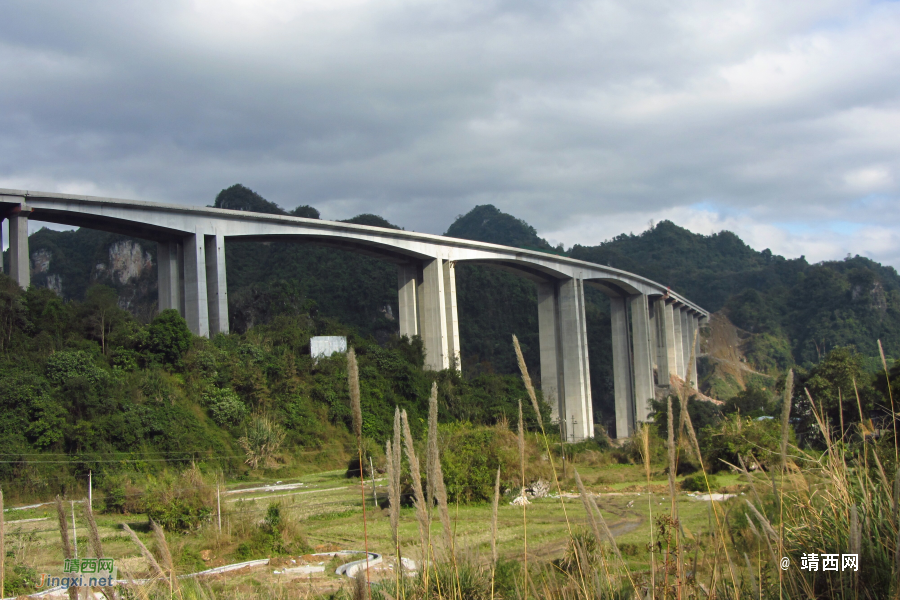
[0,0,899,266]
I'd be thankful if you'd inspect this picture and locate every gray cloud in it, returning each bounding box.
[1,0,899,265]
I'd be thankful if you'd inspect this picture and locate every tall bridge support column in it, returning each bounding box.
[647,298,659,381]
[687,313,699,387]
[182,234,209,337]
[537,281,563,425]
[653,297,671,384]
[662,301,679,383]
[559,278,593,441]
[611,296,634,439]
[679,309,692,382]
[157,241,183,313]
[537,278,592,441]
[397,264,418,339]
[415,257,460,372]
[204,234,229,335]
[443,261,461,370]
[8,208,30,288]
[629,294,656,427]
[672,304,685,378]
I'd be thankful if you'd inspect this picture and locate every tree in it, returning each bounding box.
[84,285,124,355]
[794,347,880,444]
[146,309,193,365]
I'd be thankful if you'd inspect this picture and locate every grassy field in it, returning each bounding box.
[0,460,752,598]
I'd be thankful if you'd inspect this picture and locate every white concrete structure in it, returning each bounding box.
[310,336,348,359]
[0,189,708,441]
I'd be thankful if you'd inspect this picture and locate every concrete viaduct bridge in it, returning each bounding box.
[1,188,708,441]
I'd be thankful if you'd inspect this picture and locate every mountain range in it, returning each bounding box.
[9,184,899,430]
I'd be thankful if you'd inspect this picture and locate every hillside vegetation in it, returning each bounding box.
[6,184,900,434]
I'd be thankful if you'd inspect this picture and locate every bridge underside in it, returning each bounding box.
[1,192,706,441]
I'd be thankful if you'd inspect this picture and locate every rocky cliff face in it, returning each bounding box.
[27,228,159,322]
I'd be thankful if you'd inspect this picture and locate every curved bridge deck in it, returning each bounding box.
[1,188,708,440]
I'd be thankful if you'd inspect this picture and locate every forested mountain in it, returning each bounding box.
[6,185,900,435]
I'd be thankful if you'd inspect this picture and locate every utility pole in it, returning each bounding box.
[368,456,377,507]
[217,483,222,534]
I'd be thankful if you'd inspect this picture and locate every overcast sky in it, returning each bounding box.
[1,0,899,267]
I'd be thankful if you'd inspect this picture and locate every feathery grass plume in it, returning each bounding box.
[513,334,543,429]
[589,494,637,595]
[152,520,180,599]
[427,381,438,507]
[54,496,78,600]
[781,369,794,467]
[639,424,655,597]
[666,395,677,510]
[850,504,861,556]
[491,467,501,565]
[401,410,429,561]
[83,502,117,600]
[743,552,758,598]
[353,567,368,600]
[386,440,400,546]
[573,469,612,584]
[508,335,589,597]
[895,467,900,576]
[348,347,371,585]
[878,339,899,464]
[426,381,454,555]
[55,495,73,559]
[123,523,166,581]
[348,348,363,443]
[517,399,528,578]
[393,407,402,513]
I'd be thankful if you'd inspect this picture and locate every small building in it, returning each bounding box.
[310,336,348,360]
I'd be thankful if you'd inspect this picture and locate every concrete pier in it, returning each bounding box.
[672,304,685,378]
[397,264,418,339]
[157,241,183,312]
[559,278,593,441]
[204,234,229,335]
[629,294,655,427]
[611,296,634,438]
[442,260,461,370]
[8,211,30,288]
[183,234,209,337]
[537,281,563,424]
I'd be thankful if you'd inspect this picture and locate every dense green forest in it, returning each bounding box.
[6,183,900,436]
[0,273,548,499]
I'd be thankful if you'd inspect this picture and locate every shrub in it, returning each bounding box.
[45,351,108,387]
[681,473,716,492]
[143,466,214,532]
[439,422,550,503]
[204,388,248,427]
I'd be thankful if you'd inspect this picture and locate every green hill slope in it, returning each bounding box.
[8,186,900,437]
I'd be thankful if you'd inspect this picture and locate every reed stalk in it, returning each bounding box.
[878,339,899,465]
[517,399,528,582]
[348,348,371,591]
[54,496,77,600]
[640,423,655,597]
[511,334,587,593]
[490,466,500,600]
[83,502,117,600]
[401,410,429,569]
